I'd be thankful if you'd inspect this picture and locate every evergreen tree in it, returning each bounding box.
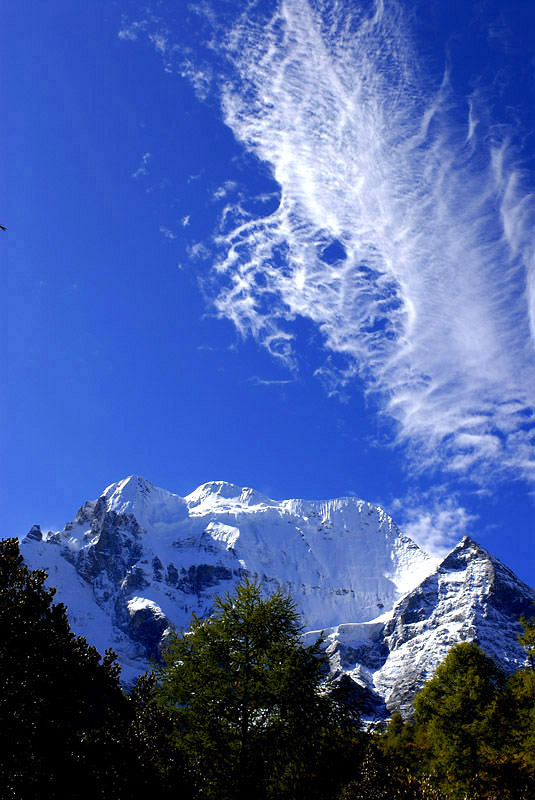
[155,577,361,800]
[412,642,507,799]
[338,714,446,800]
[367,638,535,800]
[340,739,447,800]
[518,611,535,671]
[502,665,535,794]
[378,710,415,770]
[0,537,183,799]
[126,672,195,798]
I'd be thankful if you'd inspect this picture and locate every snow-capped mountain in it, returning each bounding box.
[316,536,535,715]
[19,476,534,713]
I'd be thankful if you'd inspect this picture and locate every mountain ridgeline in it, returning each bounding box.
[20,476,534,715]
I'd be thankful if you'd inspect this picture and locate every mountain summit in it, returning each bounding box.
[20,477,534,713]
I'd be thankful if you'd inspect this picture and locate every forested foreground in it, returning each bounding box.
[1,538,534,800]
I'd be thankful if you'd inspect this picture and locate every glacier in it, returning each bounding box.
[19,476,534,714]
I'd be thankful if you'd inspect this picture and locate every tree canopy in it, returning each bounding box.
[412,642,507,798]
[518,611,535,672]
[0,537,189,799]
[379,641,535,799]
[155,576,361,800]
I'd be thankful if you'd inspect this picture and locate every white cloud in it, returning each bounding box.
[212,181,238,201]
[187,242,211,261]
[121,0,535,488]
[149,32,167,54]
[118,20,148,41]
[247,376,294,386]
[392,493,478,557]
[131,152,151,179]
[205,0,535,485]
[178,60,212,100]
[188,171,204,183]
[160,226,176,240]
[118,14,212,99]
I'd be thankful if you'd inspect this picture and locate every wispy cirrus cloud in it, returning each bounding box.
[212,180,238,202]
[390,491,478,557]
[121,0,535,487]
[187,241,212,261]
[131,152,151,179]
[207,0,535,485]
[119,12,212,99]
[247,376,295,387]
[118,19,148,42]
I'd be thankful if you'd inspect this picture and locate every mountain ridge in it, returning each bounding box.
[19,476,534,714]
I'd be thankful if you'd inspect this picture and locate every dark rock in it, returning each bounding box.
[122,566,148,592]
[152,556,163,582]
[166,563,179,586]
[128,603,169,661]
[26,524,42,542]
[177,563,233,594]
[338,640,389,671]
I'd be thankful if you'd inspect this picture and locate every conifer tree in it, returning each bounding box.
[518,611,535,671]
[412,642,507,799]
[0,537,180,799]
[367,639,535,800]
[379,710,414,768]
[498,614,535,796]
[155,577,361,800]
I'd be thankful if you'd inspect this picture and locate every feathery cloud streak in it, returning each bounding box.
[120,0,534,485]
[208,0,534,482]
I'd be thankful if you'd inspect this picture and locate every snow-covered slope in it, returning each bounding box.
[316,536,535,715]
[19,476,534,710]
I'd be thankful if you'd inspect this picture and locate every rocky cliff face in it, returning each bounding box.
[19,476,534,713]
[318,536,535,716]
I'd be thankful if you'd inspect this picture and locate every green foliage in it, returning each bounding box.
[502,668,535,788]
[3,537,532,799]
[340,739,448,799]
[126,672,195,797]
[378,710,415,770]
[0,537,187,799]
[155,576,361,800]
[412,643,508,798]
[372,641,535,799]
[518,611,535,671]
[0,538,118,796]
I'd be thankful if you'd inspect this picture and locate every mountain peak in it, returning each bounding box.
[438,535,521,580]
[101,476,187,527]
[102,475,156,502]
[440,534,489,563]
[185,480,274,510]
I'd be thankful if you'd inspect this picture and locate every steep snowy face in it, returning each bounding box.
[20,476,434,680]
[102,476,189,527]
[183,483,435,628]
[320,536,535,716]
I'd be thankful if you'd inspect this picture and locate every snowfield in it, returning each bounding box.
[20,476,534,713]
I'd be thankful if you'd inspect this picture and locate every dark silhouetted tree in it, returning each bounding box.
[0,537,190,799]
[503,663,535,795]
[412,642,508,798]
[156,577,361,800]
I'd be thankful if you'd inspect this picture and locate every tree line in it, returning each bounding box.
[1,537,534,799]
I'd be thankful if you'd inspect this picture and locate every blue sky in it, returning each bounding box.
[5,0,535,584]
